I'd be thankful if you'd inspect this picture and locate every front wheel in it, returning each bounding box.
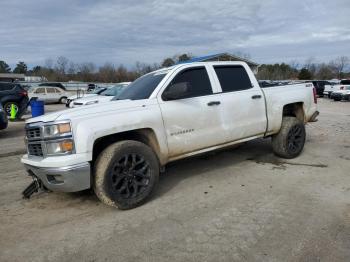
[272,117,306,159]
[94,140,159,209]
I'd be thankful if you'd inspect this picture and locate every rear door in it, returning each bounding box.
[158,66,226,157]
[211,65,267,141]
[45,87,58,102]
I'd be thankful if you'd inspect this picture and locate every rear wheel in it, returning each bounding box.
[59,97,67,104]
[94,140,159,209]
[272,117,306,159]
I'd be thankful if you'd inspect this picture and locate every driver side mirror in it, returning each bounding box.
[162,82,190,101]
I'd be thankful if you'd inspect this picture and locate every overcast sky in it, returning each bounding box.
[1,0,349,68]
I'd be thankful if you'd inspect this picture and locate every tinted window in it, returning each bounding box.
[54,88,62,93]
[35,88,45,94]
[0,83,15,91]
[340,80,350,85]
[116,72,167,100]
[46,88,55,93]
[101,86,126,96]
[214,66,252,92]
[163,67,212,100]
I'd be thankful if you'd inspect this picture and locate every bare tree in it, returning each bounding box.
[77,62,96,82]
[98,63,116,82]
[55,56,69,74]
[330,56,349,78]
[303,57,316,78]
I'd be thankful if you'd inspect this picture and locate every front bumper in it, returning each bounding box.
[23,162,91,192]
[331,93,342,100]
[342,94,350,100]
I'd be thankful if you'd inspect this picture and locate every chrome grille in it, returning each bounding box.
[28,143,44,157]
[26,127,41,140]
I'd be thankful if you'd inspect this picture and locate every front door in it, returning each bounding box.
[158,66,225,158]
[45,87,59,102]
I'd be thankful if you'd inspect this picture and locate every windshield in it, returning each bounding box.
[115,72,167,100]
[100,85,127,96]
[340,80,350,85]
[90,88,106,94]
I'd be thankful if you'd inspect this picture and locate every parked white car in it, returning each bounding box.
[71,83,129,108]
[28,86,70,104]
[66,87,107,107]
[22,61,318,209]
[324,79,350,97]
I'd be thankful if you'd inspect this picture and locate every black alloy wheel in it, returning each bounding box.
[109,153,151,199]
[286,125,304,155]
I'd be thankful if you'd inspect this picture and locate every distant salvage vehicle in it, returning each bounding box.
[21,62,319,209]
[330,87,350,101]
[307,80,331,97]
[71,83,130,108]
[38,82,66,90]
[0,103,8,130]
[65,87,107,108]
[324,79,350,97]
[0,82,29,118]
[28,86,70,104]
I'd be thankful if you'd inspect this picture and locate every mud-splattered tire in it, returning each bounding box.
[94,140,159,210]
[272,117,306,159]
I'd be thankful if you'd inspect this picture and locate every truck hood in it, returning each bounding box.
[26,99,150,124]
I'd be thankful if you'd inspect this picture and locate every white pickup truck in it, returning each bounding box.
[22,62,319,209]
[324,79,350,97]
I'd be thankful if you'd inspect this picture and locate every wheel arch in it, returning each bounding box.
[92,128,164,167]
[282,102,305,123]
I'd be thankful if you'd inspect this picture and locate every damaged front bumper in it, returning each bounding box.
[23,162,91,192]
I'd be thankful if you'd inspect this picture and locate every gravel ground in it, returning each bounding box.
[0,99,349,262]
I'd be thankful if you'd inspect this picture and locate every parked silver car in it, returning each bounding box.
[28,86,69,104]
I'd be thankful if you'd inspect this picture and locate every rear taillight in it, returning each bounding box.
[313,87,317,104]
[19,90,28,97]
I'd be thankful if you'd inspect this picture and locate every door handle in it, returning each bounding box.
[207,101,221,106]
[251,95,262,99]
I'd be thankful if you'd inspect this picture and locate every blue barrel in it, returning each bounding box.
[30,100,45,117]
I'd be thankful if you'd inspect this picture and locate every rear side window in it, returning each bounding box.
[34,88,45,94]
[164,67,212,100]
[0,83,15,91]
[46,88,55,93]
[214,65,252,92]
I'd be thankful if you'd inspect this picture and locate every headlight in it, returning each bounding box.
[46,139,74,155]
[86,100,99,105]
[43,122,71,138]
